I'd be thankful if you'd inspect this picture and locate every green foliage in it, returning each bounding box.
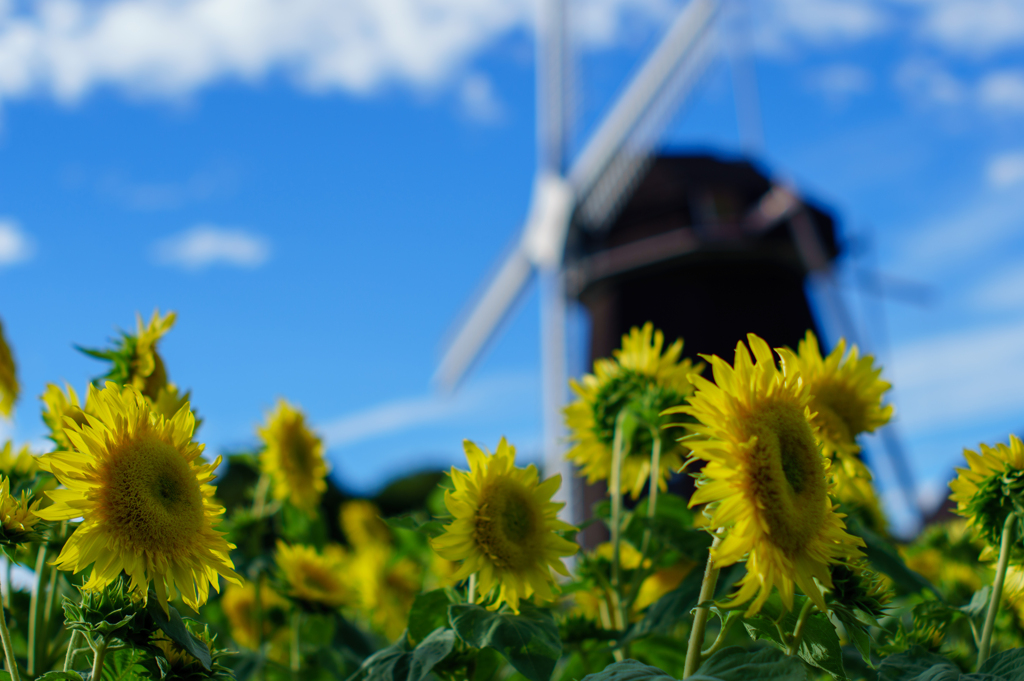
[743,597,845,680]
[349,628,457,681]
[145,601,212,671]
[407,590,456,645]
[848,518,940,599]
[624,568,703,641]
[449,603,562,681]
[577,659,676,681]
[690,646,808,681]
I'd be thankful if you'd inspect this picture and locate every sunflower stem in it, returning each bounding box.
[467,573,477,605]
[787,598,816,656]
[290,609,301,678]
[701,612,738,659]
[978,512,1016,668]
[63,630,83,672]
[252,473,272,518]
[27,541,47,675]
[683,535,721,679]
[639,428,662,559]
[254,573,265,681]
[90,639,109,681]
[610,409,628,631]
[0,574,19,681]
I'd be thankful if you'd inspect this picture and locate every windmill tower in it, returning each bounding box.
[435,0,920,531]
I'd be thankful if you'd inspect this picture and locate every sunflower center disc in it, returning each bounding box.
[813,382,866,442]
[473,479,542,570]
[745,400,828,556]
[99,433,205,555]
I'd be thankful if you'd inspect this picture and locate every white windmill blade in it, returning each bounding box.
[567,0,718,207]
[434,175,575,391]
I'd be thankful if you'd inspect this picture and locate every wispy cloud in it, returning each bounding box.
[458,72,503,123]
[806,63,872,102]
[0,220,35,265]
[319,372,536,449]
[979,70,1024,114]
[153,225,269,270]
[972,264,1024,311]
[987,151,1024,189]
[918,0,1024,57]
[889,320,1024,433]
[894,58,965,106]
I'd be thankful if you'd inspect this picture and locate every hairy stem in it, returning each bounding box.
[27,542,47,675]
[702,613,738,659]
[0,576,20,681]
[290,609,301,678]
[609,410,628,631]
[683,536,722,679]
[639,429,662,559]
[252,473,271,518]
[468,573,477,606]
[91,640,109,681]
[978,512,1016,668]
[63,630,83,672]
[787,598,816,656]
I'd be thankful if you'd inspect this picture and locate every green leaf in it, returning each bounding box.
[350,628,457,681]
[578,659,676,681]
[691,646,808,681]
[449,602,562,681]
[629,635,689,679]
[625,567,704,641]
[831,603,874,666]
[743,598,845,680]
[876,647,958,681]
[145,601,212,670]
[979,648,1024,680]
[408,589,455,645]
[100,646,157,681]
[385,514,445,539]
[850,520,941,600]
[961,587,991,621]
[36,673,81,681]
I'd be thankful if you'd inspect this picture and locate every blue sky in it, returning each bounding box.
[0,0,1022,533]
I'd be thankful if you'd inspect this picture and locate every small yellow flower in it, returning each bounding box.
[221,580,290,660]
[634,560,696,611]
[36,382,240,611]
[275,541,350,608]
[0,442,39,479]
[258,400,329,516]
[431,438,578,613]
[41,383,90,451]
[340,500,390,548]
[670,333,865,615]
[131,309,176,399]
[351,544,422,640]
[0,318,17,417]
[565,324,702,498]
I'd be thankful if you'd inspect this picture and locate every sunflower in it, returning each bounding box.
[565,323,702,498]
[777,331,892,480]
[41,383,91,451]
[221,580,290,659]
[340,499,390,549]
[950,435,1024,553]
[0,475,40,545]
[0,441,39,480]
[258,400,329,516]
[0,318,17,417]
[431,438,578,614]
[275,541,350,608]
[152,621,234,681]
[671,333,865,615]
[350,544,422,640]
[80,310,177,401]
[35,382,240,611]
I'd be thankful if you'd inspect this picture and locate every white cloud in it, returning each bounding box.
[319,372,535,448]
[458,72,503,123]
[806,63,872,101]
[979,70,1024,114]
[743,0,889,55]
[918,0,1024,57]
[0,219,34,265]
[153,224,269,269]
[894,58,965,106]
[889,320,1024,433]
[973,264,1024,311]
[987,151,1024,189]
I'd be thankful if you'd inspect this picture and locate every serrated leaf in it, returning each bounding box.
[36,673,82,681]
[100,646,156,681]
[578,659,676,681]
[831,603,874,666]
[876,646,958,681]
[978,648,1024,680]
[692,645,807,681]
[146,601,212,670]
[624,567,704,641]
[408,589,454,645]
[743,598,845,680]
[449,602,561,681]
[350,628,457,681]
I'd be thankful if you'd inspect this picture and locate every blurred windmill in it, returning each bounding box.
[434,0,921,533]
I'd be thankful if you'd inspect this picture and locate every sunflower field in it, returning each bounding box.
[0,311,1022,681]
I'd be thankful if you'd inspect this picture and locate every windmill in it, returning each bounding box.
[434,0,921,532]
